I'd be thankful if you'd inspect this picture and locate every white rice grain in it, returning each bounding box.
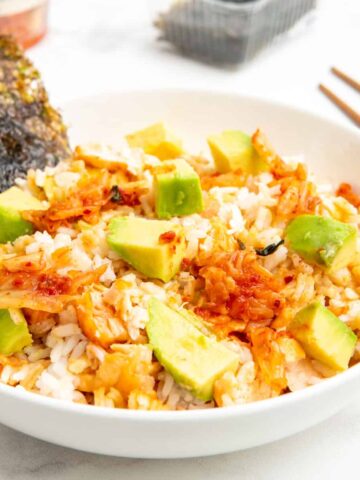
[52,324,82,337]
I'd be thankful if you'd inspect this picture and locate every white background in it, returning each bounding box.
[1,0,360,478]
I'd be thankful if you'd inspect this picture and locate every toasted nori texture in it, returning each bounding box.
[0,36,70,192]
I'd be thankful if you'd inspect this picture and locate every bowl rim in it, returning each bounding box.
[62,86,360,137]
[2,88,360,422]
[2,361,360,421]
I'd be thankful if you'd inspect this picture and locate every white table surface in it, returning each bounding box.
[1,0,360,477]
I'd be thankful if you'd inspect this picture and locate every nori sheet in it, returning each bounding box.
[0,36,70,191]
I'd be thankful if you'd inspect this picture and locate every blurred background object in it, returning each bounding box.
[152,0,317,65]
[24,0,358,124]
[319,68,360,128]
[0,0,48,49]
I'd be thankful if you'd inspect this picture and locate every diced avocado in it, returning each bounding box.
[126,123,183,160]
[0,206,33,244]
[154,159,204,219]
[207,130,269,174]
[0,187,45,211]
[0,187,46,244]
[285,214,357,272]
[0,309,32,355]
[147,298,239,401]
[178,308,214,336]
[107,217,186,282]
[288,302,357,371]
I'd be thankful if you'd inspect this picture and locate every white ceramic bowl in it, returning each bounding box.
[1,90,360,458]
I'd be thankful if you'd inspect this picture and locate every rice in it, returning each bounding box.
[54,171,81,189]
[0,128,359,411]
[25,231,72,256]
[157,371,214,410]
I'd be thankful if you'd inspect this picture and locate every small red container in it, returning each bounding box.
[0,0,48,49]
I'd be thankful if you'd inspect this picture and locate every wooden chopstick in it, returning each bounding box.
[331,67,360,94]
[318,83,360,128]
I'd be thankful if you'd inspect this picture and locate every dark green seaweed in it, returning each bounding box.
[0,36,70,191]
[255,239,284,257]
[110,185,124,204]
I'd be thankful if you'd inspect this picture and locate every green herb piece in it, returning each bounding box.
[110,185,123,204]
[256,239,284,257]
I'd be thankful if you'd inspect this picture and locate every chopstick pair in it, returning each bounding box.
[319,67,360,128]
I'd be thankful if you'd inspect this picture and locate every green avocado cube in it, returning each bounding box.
[146,298,239,401]
[0,309,32,355]
[154,159,204,219]
[107,217,186,282]
[0,206,33,244]
[285,214,357,272]
[0,187,46,244]
[207,130,269,174]
[288,302,357,371]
